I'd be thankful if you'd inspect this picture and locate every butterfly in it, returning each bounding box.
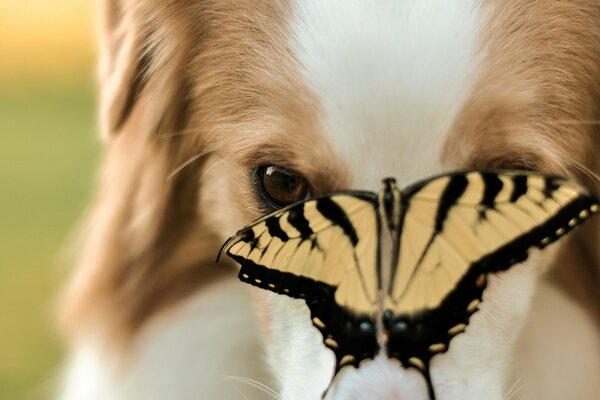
[218,170,598,399]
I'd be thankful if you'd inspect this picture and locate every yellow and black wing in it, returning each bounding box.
[385,170,598,381]
[219,192,380,373]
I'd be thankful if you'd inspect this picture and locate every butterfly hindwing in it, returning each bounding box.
[220,192,381,373]
[385,170,599,374]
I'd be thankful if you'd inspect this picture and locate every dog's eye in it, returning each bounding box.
[256,165,310,209]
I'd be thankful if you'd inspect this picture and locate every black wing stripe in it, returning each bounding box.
[510,175,528,203]
[240,228,255,243]
[266,216,289,241]
[434,175,469,231]
[480,172,504,209]
[287,203,314,240]
[316,198,359,246]
[543,176,561,199]
[412,175,469,270]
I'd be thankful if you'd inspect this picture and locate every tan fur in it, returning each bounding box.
[444,0,600,320]
[62,0,600,358]
[61,0,353,343]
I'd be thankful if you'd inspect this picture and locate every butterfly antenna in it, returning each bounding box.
[216,237,234,262]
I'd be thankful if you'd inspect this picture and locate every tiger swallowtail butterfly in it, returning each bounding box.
[218,170,599,399]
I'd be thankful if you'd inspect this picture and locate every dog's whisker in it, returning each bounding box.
[465,120,600,140]
[503,376,520,399]
[223,375,280,399]
[506,385,526,400]
[528,119,600,127]
[157,127,201,139]
[503,376,524,400]
[233,384,251,400]
[569,158,600,184]
[547,119,600,126]
[543,142,600,184]
[167,150,215,180]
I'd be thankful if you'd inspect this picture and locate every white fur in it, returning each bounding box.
[59,278,272,400]
[277,1,498,398]
[292,0,482,190]
[512,279,600,400]
[266,296,335,399]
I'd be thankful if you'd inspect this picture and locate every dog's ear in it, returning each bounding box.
[61,0,231,341]
[98,0,146,138]
[98,0,190,139]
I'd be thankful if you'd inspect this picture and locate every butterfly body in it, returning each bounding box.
[219,170,599,399]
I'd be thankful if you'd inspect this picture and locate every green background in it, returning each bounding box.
[0,2,98,398]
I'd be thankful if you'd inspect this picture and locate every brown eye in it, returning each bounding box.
[256,165,310,209]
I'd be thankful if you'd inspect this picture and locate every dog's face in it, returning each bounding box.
[200,2,599,398]
[62,1,600,399]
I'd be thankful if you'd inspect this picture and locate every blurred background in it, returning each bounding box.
[0,1,98,398]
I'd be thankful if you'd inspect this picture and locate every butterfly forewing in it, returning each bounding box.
[384,170,599,374]
[220,193,381,372]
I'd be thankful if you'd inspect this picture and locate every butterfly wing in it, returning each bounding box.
[385,170,598,374]
[220,192,381,373]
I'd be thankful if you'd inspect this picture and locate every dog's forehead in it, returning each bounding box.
[290,0,482,190]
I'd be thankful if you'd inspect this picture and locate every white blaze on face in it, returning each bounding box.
[291,0,482,190]
[272,1,541,399]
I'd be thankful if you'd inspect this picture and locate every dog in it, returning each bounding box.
[58,1,600,399]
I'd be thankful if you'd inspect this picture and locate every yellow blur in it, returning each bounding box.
[0,1,94,83]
